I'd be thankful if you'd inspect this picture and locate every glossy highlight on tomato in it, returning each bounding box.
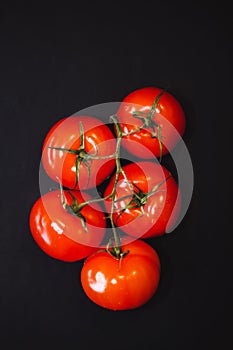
[42,116,116,190]
[104,161,181,238]
[117,87,186,158]
[29,190,106,262]
[81,239,160,310]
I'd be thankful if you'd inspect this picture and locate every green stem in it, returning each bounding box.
[148,88,168,119]
[76,195,108,211]
[108,125,124,254]
[72,115,126,258]
[88,153,117,160]
[147,175,171,198]
[121,88,168,162]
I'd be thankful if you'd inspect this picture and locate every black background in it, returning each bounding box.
[0,2,232,349]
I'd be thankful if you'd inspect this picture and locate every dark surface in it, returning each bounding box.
[0,2,232,349]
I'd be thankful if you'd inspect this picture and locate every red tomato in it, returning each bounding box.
[42,116,116,190]
[104,161,181,238]
[117,87,186,158]
[29,190,106,262]
[81,239,160,310]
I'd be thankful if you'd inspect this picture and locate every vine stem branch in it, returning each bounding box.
[56,92,167,258]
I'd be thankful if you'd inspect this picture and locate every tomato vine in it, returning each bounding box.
[51,97,170,260]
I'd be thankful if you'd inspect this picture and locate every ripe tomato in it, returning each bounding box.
[81,239,160,310]
[42,116,116,190]
[29,190,106,262]
[104,161,181,239]
[117,87,186,158]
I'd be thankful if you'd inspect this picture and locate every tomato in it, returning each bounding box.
[81,239,160,310]
[117,87,186,158]
[42,116,116,190]
[104,161,181,239]
[29,190,106,262]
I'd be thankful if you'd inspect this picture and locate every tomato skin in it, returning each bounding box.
[81,239,160,310]
[104,161,181,239]
[29,190,106,262]
[41,116,116,190]
[117,87,186,158]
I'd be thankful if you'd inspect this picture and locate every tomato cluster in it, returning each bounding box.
[29,87,186,310]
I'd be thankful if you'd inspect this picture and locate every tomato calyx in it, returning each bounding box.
[48,121,94,188]
[57,181,88,232]
[95,238,130,270]
[123,89,167,161]
[116,175,172,224]
[104,238,129,260]
[115,183,146,224]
